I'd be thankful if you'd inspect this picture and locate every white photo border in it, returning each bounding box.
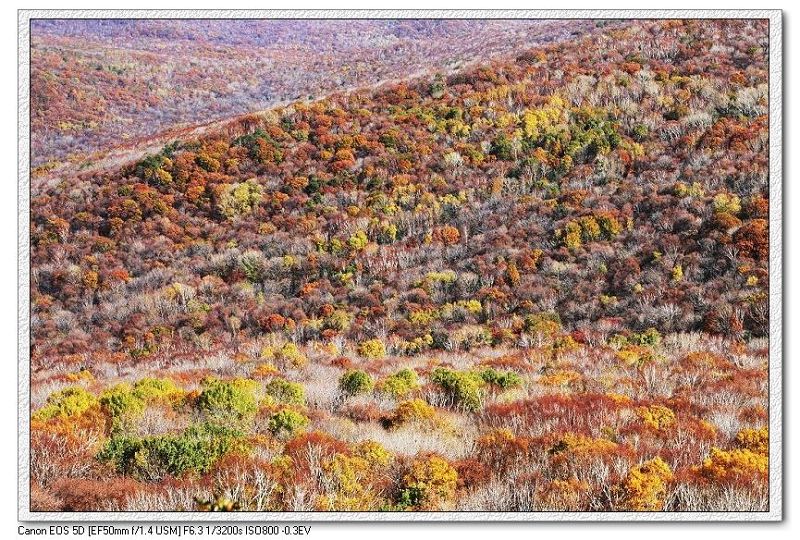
[17,8,783,522]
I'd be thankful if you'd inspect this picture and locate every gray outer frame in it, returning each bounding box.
[17,9,783,522]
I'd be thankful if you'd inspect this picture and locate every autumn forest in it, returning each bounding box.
[28,18,771,513]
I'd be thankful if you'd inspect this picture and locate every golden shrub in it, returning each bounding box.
[606,392,632,405]
[636,405,676,431]
[556,432,618,457]
[65,369,95,383]
[693,447,768,482]
[539,369,582,389]
[621,457,673,511]
[252,362,279,378]
[735,427,768,455]
[400,454,458,510]
[353,440,392,468]
[319,454,381,511]
[616,345,658,368]
[392,399,436,427]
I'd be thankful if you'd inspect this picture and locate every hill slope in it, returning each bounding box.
[31,18,769,362]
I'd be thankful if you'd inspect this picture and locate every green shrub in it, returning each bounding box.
[479,368,523,390]
[132,377,181,401]
[357,339,386,359]
[135,153,173,185]
[629,327,662,347]
[396,486,425,510]
[33,386,98,421]
[97,422,244,479]
[264,378,305,406]
[608,333,629,348]
[98,378,184,433]
[490,133,515,161]
[267,409,309,437]
[430,368,485,412]
[339,370,374,396]
[216,179,263,219]
[378,368,420,398]
[99,384,146,432]
[348,230,369,252]
[197,377,259,422]
[430,75,446,99]
[631,123,650,142]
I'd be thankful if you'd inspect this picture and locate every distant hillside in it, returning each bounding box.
[30,18,599,169]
